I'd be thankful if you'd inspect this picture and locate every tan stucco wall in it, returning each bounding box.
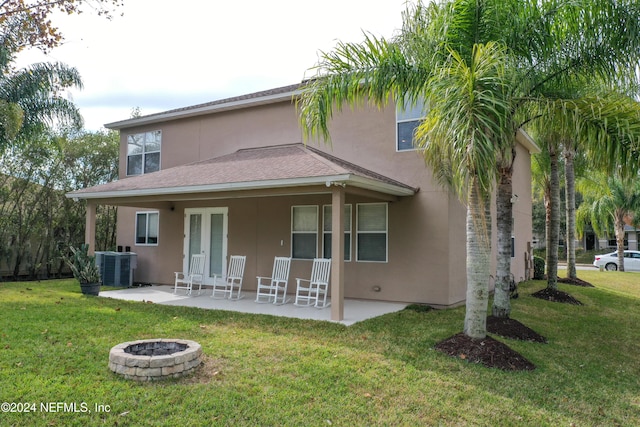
[117,190,464,305]
[512,142,535,281]
[114,97,534,306]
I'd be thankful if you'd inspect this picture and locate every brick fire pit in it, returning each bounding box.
[109,339,202,381]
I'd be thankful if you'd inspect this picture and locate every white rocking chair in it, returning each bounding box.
[174,254,205,295]
[210,255,247,300]
[255,257,291,304]
[294,258,331,308]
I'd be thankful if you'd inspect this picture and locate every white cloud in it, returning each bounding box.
[15,0,406,130]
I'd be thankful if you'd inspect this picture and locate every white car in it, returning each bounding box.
[593,250,640,271]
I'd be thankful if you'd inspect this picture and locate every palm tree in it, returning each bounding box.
[528,91,640,288]
[490,0,640,312]
[577,174,640,272]
[527,115,566,290]
[299,0,518,340]
[298,0,640,337]
[533,92,640,289]
[0,38,83,151]
[564,91,640,279]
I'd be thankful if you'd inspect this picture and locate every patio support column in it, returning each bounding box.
[85,201,97,255]
[330,185,345,321]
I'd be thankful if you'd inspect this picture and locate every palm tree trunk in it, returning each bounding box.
[464,177,491,339]
[547,146,560,290]
[615,211,626,272]
[564,146,577,279]
[493,168,512,318]
[544,182,551,274]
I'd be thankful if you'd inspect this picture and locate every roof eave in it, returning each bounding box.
[516,128,541,154]
[66,174,416,200]
[346,175,417,196]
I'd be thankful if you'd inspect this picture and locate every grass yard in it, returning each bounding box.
[0,271,638,426]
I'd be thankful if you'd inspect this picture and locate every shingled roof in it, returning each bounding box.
[68,144,417,200]
[105,83,304,130]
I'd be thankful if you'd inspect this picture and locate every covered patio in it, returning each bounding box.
[99,285,409,326]
[69,144,418,322]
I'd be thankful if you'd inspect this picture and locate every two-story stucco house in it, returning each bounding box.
[69,83,539,321]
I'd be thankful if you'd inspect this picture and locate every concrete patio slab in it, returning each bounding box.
[99,285,408,326]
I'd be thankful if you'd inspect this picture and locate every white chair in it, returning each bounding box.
[255,257,291,304]
[210,255,246,299]
[174,254,205,295]
[294,258,331,308]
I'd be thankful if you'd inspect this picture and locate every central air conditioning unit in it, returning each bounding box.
[95,251,137,287]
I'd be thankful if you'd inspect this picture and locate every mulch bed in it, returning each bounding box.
[435,333,536,371]
[486,316,547,343]
[434,316,545,371]
[432,277,592,371]
[558,277,594,287]
[531,287,583,305]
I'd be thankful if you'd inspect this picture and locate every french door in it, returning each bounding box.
[184,208,228,285]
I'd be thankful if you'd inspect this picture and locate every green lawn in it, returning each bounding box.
[0,273,638,426]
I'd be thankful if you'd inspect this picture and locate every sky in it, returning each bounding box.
[15,0,407,131]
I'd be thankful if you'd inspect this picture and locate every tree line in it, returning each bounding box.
[0,130,119,279]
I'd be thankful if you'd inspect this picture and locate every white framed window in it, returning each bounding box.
[396,97,426,151]
[357,203,388,262]
[291,206,318,259]
[135,211,159,245]
[127,130,161,175]
[322,204,352,261]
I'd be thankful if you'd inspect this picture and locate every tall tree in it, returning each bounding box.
[490,0,640,314]
[0,129,119,279]
[0,60,83,151]
[299,0,640,336]
[528,119,566,290]
[298,1,514,340]
[564,91,640,278]
[0,0,124,53]
[577,174,640,272]
[0,0,124,151]
[529,92,640,288]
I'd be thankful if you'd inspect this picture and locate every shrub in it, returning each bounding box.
[63,244,101,284]
[533,256,545,280]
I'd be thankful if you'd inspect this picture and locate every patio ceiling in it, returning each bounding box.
[67,144,418,205]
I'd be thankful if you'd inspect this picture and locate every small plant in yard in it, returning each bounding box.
[62,244,101,294]
[533,255,545,279]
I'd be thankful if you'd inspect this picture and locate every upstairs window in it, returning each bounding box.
[127,131,161,175]
[396,97,426,151]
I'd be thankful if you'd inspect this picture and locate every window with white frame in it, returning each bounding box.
[135,211,159,245]
[291,206,318,259]
[357,203,388,262]
[396,97,427,151]
[127,130,161,175]
[323,204,352,261]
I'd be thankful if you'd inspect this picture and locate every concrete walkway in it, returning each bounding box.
[99,285,408,326]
